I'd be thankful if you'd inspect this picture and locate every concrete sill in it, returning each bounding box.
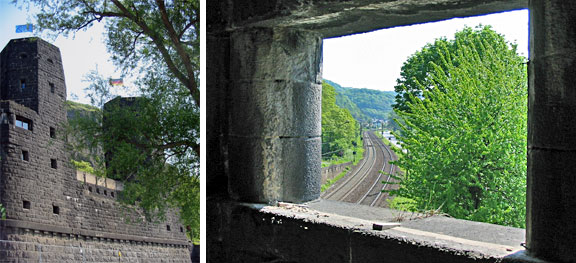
[209,198,531,262]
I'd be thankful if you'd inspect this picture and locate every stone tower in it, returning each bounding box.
[0,38,190,262]
[0,38,72,226]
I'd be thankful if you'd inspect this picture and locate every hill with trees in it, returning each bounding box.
[324,79,395,123]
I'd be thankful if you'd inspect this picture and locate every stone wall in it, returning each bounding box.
[0,38,190,262]
[321,162,351,185]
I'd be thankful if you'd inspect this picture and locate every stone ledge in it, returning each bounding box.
[0,219,189,247]
[209,198,526,262]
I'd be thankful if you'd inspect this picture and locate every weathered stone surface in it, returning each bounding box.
[212,0,527,38]
[208,201,522,263]
[230,27,322,83]
[228,80,321,137]
[225,27,322,203]
[228,136,321,203]
[527,1,576,262]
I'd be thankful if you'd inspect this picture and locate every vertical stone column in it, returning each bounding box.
[228,27,322,203]
[527,1,576,262]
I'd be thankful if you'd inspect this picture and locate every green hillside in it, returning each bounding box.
[324,79,395,122]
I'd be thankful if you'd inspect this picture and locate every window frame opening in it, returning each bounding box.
[21,150,29,161]
[52,205,60,215]
[23,200,31,209]
[15,116,32,131]
[50,158,58,169]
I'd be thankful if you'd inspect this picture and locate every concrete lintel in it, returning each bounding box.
[216,0,528,38]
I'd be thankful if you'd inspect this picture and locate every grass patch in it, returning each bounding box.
[321,167,350,192]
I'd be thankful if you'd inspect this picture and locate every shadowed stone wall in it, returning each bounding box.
[206,0,576,262]
[0,38,190,262]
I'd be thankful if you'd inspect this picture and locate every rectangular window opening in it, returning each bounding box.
[23,200,31,209]
[15,116,32,130]
[50,159,57,169]
[21,150,29,161]
[49,82,55,93]
[166,225,171,231]
[52,205,60,215]
[50,127,56,138]
[319,9,529,231]
[20,79,26,91]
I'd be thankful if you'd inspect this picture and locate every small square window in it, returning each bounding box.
[20,79,26,90]
[166,225,171,231]
[52,205,60,215]
[50,127,56,138]
[47,58,54,64]
[180,226,184,233]
[21,150,29,161]
[49,82,55,93]
[23,200,31,209]
[50,159,57,169]
[88,186,93,192]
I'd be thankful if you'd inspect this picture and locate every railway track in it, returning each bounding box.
[322,131,398,207]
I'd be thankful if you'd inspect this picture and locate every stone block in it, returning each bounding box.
[228,136,321,203]
[229,80,321,137]
[230,27,322,83]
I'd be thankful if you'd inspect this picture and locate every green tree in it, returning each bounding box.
[392,26,527,227]
[393,25,518,113]
[17,0,200,240]
[322,82,358,159]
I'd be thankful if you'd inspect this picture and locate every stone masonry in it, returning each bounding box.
[0,38,190,262]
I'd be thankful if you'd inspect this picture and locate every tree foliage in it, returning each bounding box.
[18,0,199,107]
[392,26,527,227]
[322,82,359,158]
[393,25,519,113]
[17,0,200,240]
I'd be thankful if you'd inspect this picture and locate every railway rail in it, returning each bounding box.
[322,131,398,207]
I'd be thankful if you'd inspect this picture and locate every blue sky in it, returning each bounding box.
[323,9,529,91]
[0,1,130,104]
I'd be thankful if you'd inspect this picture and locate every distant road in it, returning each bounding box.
[322,131,398,207]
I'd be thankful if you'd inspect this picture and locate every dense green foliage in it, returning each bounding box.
[324,79,395,122]
[392,26,527,227]
[393,25,520,113]
[20,0,200,241]
[322,82,360,159]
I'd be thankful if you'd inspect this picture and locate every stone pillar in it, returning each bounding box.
[527,1,576,262]
[227,27,322,203]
